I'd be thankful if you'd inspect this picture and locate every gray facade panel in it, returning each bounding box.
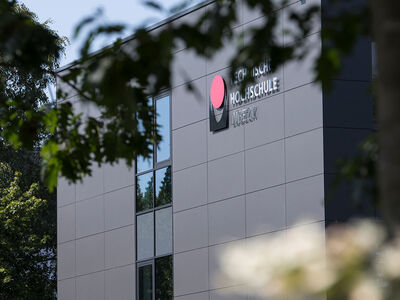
[173,163,208,212]
[58,278,76,300]
[286,175,325,226]
[104,186,134,231]
[245,140,285,193]
[208,196,246,245]
[105,264,135,300]
[209,239,245,289]
[206,26,243,74]
[242,0,298,24]
[174,248,209,296]
[58,241,76,280]
[175,291,209,300]
[103,161,134,193]
[76,196,104,238]
[173,120,207,171]
[243,9,284,47]
[208,121,245,161]
[174,206,208,253]
[283,0,321,46]
[244,93,285,149]
[210,287,247,300]
[248,295,272,300]
[285,83,323,137]
[172,7,207,53]
[245,185,286,237]
[172,77,207,130]
[75,233,105,276]
[242,0,264,24]
[58,203,76,243]
[206,0,243,29]
[76,164,103,201]
[285,128,324,182]
[208,152,245,203]
[76,272,105,300]
[58,177,76,207]
[172,49,207,87]
[284,33,321,91]
[105,226,135,269]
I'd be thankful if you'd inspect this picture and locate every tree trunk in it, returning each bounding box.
[371,0,400,233]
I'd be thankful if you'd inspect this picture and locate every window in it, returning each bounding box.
[136,94,173,300]
[137,256,173,300]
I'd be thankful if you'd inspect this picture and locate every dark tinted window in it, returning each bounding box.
[136,172,154,212]
[139,264,153,300]
[155,166,172,207]
[155,256,173,300]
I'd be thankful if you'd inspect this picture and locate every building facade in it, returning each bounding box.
[57,0,374,299]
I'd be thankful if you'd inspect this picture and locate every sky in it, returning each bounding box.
[21,0,201,67]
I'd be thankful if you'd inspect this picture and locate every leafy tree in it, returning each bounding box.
[0,3,58,296]
[0,0,398,231]
[0,162,56,300]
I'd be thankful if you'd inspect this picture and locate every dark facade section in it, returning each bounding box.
[322,0,376,225]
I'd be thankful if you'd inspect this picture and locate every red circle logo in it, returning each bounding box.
[210,75,225,109]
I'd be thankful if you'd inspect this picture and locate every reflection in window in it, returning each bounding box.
[156,96,170,163]
[137,152,153,174]
[136,172,154,212]
[139,264,153,300]
[137,97,154,173]
[136,93,172,300]
[155,256,173,300]
[155,166,172,207]
[137,213,154,261]
[155,207,172,256]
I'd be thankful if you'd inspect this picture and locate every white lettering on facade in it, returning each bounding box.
[228,59,281,129]
[232,106,258,127]
[233,60,272,85]
[229,77,280,106]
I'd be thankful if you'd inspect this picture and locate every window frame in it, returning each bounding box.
[136,92,172,177]
[136,92,173,260]
[136,91,173,300]
[137,260,154,300]
[136,255,173,300]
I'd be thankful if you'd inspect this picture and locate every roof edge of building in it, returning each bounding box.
[56,0,214,73]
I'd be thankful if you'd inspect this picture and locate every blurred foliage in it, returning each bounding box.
[218,219,400,300]
[0,0,66,188]
[0,0,371,190]
[0,160,56,300]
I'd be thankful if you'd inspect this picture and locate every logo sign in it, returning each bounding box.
[209,75,229,132]
[209,60,280,132]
